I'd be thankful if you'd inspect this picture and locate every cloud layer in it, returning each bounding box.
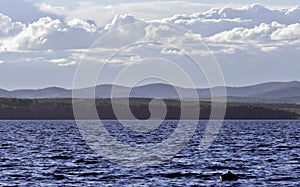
[0,2,299,89]
[0,4,299,49]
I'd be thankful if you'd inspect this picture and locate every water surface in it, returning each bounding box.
[0,120,299,186]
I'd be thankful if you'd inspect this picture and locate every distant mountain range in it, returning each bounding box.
[1,81,300,104]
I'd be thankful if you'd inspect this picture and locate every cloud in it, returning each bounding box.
[2,3,299,53]
[35,1,299,35]
[57,60,76,67]
[207,22,283,43]
[49,58,68,64]
[260,46,279,52]
[0,2,299,89]
[1,16,102,51]
[271,23,300,41]
[0,3,298,75]
[104,14,142,30]
[67,18,98,32]
[0,49,80,68]
[0,0,63,23]
[0,13,25,38]
[161,48,185,56]
[6,17,63,50]
[205,21,300,55]
[161,4,300,37]
[35,3,67,17]
[0,3,299,66]
[61,1,214,27]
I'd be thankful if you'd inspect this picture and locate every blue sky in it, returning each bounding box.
[35,0,300,7]
[0,0,299,90]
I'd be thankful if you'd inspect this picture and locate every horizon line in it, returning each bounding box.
[2,80,300,92]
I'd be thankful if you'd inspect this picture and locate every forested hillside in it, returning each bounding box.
[0,98,299,120]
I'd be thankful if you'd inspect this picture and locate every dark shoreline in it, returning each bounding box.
[0,98,299,120]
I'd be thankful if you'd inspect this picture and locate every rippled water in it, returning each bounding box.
[0,120,299,186]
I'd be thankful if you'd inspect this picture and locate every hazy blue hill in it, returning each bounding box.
[9,87,71,98]
[226,81,300,97]
[0,81,299,103]
[95,84,134,98]
[74,84,145,98]
[252,86,300,98]
[0,89,10,97]
[224,96,300,104]
[133,84,181,98]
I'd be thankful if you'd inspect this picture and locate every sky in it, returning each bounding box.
[33,0,300,7]
[0,0,299,90]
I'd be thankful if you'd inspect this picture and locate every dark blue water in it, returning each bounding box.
[0,120,299,186]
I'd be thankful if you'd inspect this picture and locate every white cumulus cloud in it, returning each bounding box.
[161,4,300,37]
[0,3,299,69]
[1,16,102,51]
[271,23,300,41]
[207,22,284,43]
[0,13,25,38]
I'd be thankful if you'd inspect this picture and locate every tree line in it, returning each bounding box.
[0,98,299,120]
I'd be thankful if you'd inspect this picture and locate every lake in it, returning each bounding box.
[0,120,299,186]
